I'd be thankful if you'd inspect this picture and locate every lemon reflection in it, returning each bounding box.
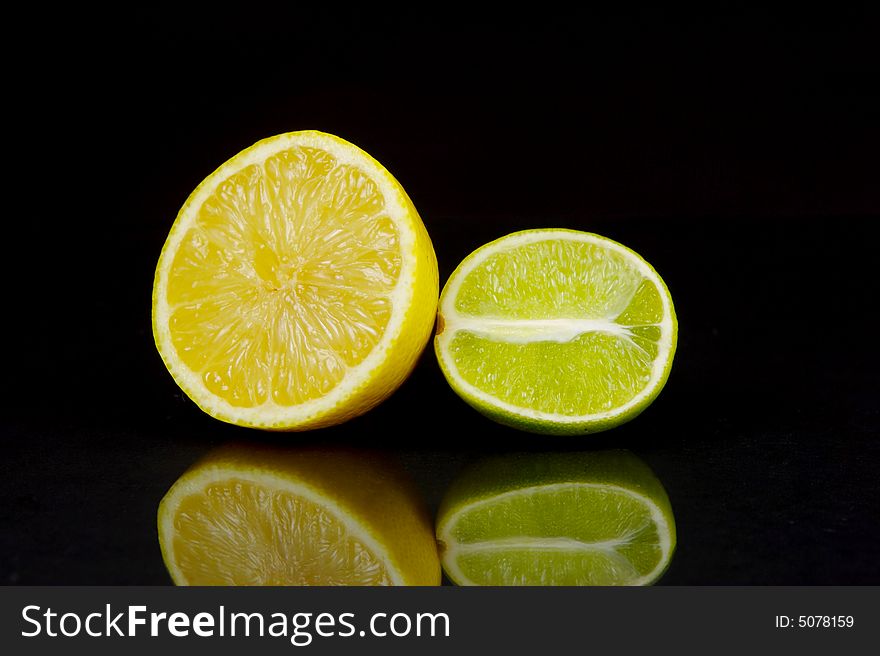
[158,443,439,586]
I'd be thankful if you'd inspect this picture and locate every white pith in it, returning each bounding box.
[152,132,417,426]
[436,230,675,425]
[159,467,405,586]
[438,482,673,586]
[447,317,635,343]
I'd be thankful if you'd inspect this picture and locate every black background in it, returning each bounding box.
[3,7,878,584]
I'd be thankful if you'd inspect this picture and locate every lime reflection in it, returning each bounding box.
[436,450,676,586]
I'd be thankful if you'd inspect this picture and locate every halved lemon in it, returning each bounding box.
[158,444,440,585]
[152,131,438,429]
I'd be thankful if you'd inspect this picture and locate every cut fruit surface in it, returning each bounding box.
[435,229,676,434]
[158,444,440,586]
[152,131,438,429]
[436,451,676,586]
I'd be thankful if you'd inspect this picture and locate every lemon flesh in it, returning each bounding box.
[437,451,676,586]
[435,230,676,434]
[153,132,437,429]
[159,445,440,586]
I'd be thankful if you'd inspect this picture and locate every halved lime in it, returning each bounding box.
[436,451,676,586]
[434,229,677,435]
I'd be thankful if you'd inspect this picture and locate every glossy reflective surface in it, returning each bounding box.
[5,11,878,585]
